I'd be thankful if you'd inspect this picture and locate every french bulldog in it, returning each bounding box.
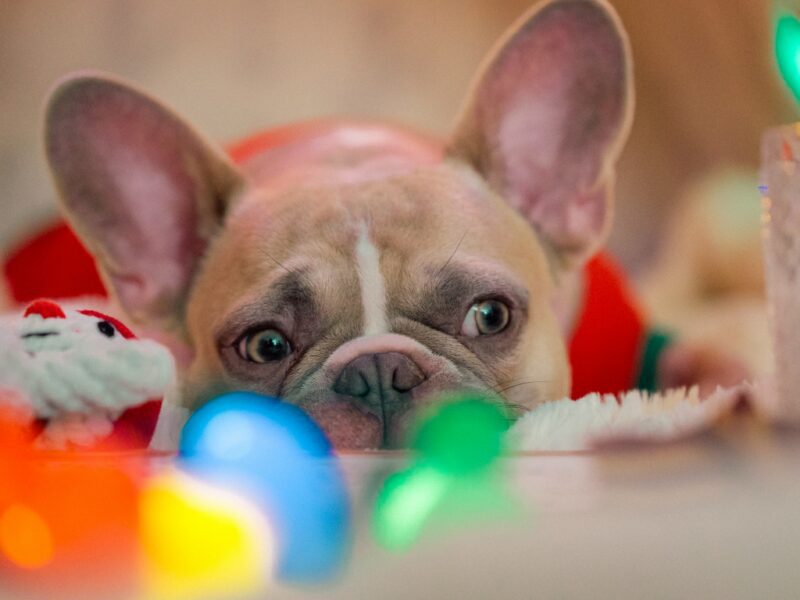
[44,0,647,448]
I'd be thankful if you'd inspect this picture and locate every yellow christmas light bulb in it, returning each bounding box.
[140,471,272,600]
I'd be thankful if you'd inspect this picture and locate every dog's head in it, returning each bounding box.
[44,0,632,448]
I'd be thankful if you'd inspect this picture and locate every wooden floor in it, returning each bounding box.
[274,417,800,599]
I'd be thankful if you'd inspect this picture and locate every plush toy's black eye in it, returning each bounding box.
[97,320,116,337]
[237,329,292,363]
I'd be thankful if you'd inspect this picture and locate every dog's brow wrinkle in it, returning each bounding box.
[424,263,530,320]
[218,269,316,339]
[257,269,315,309]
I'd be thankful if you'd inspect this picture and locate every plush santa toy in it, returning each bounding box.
[0,299,174,450]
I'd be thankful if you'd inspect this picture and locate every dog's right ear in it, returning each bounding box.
[447,0,633,272]
[45,73,244,331]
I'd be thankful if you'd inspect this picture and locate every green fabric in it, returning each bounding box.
[636,329,674,392]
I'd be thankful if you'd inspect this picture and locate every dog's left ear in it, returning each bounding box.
[44,73,244,331]
[448,0,633,270]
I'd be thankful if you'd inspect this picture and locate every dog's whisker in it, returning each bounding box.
[491,400,529,422]
[505,403,529,417]
[264,251,291,274]
[436,229,468,277]
[492,379,550,395]
[484,379,551,421]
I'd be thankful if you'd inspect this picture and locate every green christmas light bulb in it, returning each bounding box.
[373,394,516,551]
[411,394,510,476]
[775,13,800,102]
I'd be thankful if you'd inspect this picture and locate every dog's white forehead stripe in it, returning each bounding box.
[355,224,389,336]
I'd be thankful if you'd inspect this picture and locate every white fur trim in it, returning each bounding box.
[509,384,750,452]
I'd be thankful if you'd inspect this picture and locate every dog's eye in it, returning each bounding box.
[237,328,292,363]
[461,300,510,337]
[97,320,116,338]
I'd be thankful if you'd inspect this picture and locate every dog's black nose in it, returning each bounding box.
[333,351,427,403]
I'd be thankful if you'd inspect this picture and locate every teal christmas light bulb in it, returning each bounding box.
[775,12,800,102]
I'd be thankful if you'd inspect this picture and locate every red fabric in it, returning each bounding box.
[567,253,646,398]
[104,399,162,450]
[227,120,331,164]
[4,222,107,303]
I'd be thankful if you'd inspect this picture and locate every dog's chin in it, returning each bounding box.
[302,400,417,450]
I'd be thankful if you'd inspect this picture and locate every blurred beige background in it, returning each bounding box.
[0,0,796,273]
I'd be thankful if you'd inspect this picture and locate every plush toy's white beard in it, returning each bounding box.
[0,312,174,421]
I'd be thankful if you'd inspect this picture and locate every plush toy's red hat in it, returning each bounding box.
[24,298,67,319]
